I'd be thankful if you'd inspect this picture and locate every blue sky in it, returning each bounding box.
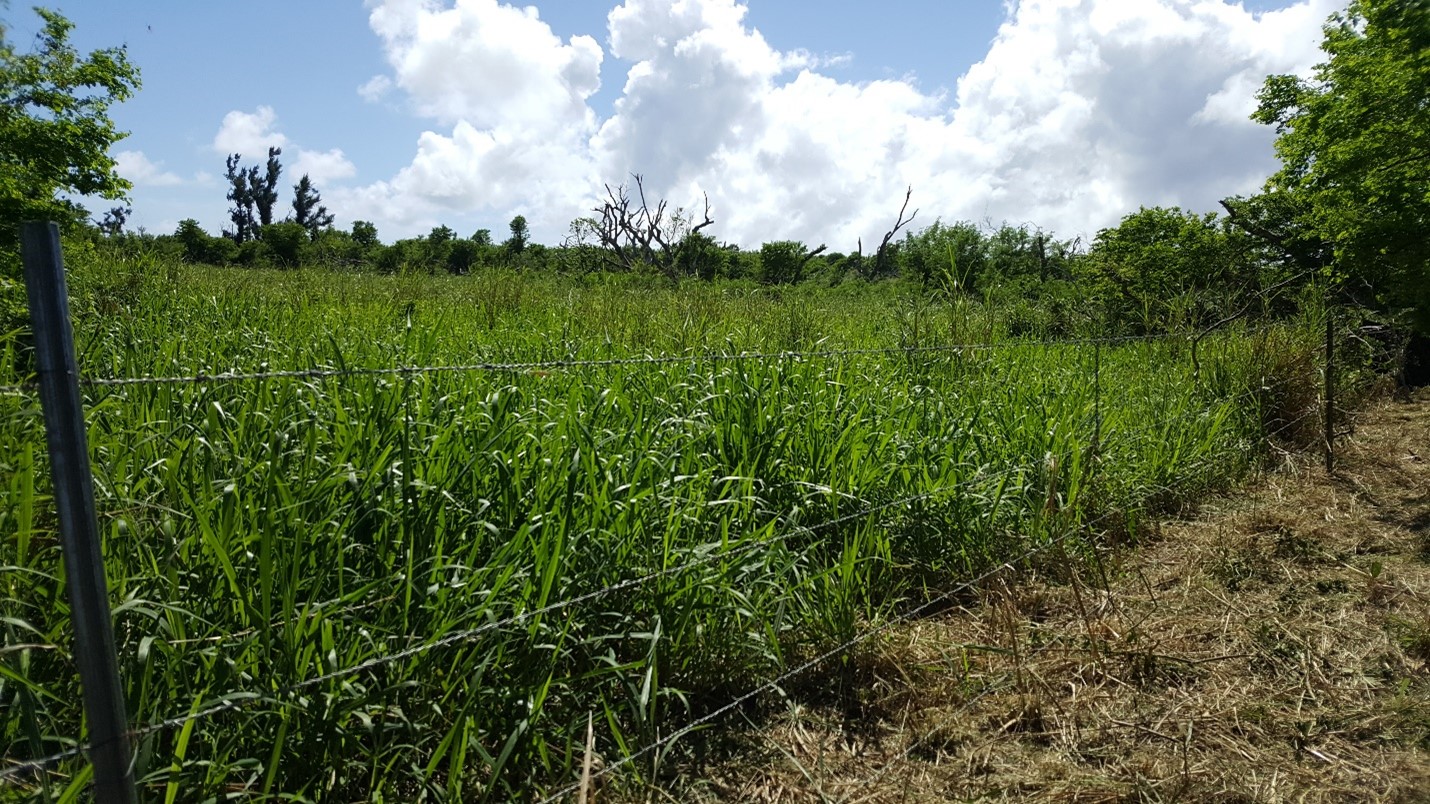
[11,0,1343,247]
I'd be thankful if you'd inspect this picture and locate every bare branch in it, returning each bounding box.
[874,186,918,277]
[591,174,718,279]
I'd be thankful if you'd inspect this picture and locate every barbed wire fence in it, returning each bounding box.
[0,332,1180,397]
[0,225,1345,801]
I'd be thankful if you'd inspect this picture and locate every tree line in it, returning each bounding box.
[2,0,1426,337]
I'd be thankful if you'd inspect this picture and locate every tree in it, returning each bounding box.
[175,218,210,263]
[306,228,360,269]
[1253,0,1430,330]
[505,215,529,256]
[675,230,726,280]
[224,147,282,242]
[472,228,493,247]
[224,153,257,242]
[290,174,333,239]
[175,218,237,265]
[592,175,716,278]
[255,146,282,226]
[447,239,478,274]
[96,205,130,237]
[759,240,826,285]
[261,222,307,267]
[903,220,986,292]
[1080,207,1250,332]
[351,220,379,250]
[0,8,141,253]
[421,225,455,272]
[1219,191,1329,278]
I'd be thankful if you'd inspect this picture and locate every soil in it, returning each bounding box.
[672,389,1430,803]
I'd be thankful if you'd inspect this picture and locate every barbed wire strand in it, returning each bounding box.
[545,483,1185,803]
[0,329,1323,789]
[0,331,1191,395]
[532,513,1113,804]
[0,388,1321,785]
[822,414,1324,802]
[200,391,1302,658]
[0,475,1000,783]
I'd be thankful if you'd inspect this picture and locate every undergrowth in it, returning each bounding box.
[0,256,1328,800]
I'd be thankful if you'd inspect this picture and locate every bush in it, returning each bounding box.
[261,223,308,267]
[758,241,809,285]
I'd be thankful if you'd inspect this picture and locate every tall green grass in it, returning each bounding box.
[0,258,1321,800]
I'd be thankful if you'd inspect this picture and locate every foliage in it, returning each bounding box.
[759,240,823,285]
[351,220,379,250]
[1218,190,1329,285]
[290,173,334,239]
[304,228,361,269]
[175,218,236,265]
[1253,0,1430,330]
[447,238,479,274]
[235,237,269,266]
[261,221,308,267]
[505,214,529,258]
[673,230,725,280]
[372,241,404,273]
[983,224,1078,287]
[558,217,605,274]
[1080,207,1253,333]
[902,220,985,293]
[0,256,1318,799]
[0,7,140,255]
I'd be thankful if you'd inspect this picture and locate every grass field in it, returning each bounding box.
[0,254,1324,800]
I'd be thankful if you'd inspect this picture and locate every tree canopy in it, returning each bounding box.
[0,7,140,253]
[1253,0,1430,330]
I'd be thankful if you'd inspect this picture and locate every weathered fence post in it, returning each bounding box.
[20,222,137,804]
[1324,302,1336,474]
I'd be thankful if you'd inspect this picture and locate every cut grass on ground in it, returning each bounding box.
[667,389,1430,803]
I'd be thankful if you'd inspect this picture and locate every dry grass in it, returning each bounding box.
[645,390,1430,803]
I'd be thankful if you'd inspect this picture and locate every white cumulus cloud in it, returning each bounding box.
[336,0,605,235]
[114,150,184,187]
[212,106,290,157]
[344,0,1343,246]
[212,106,357,189]
[292,148,359,186]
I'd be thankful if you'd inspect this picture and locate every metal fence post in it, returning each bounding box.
[1093,340,1102,457]
[1324,302,1335,474]
[20,222,137,804]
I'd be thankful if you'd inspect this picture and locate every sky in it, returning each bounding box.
[11,0,1346,249]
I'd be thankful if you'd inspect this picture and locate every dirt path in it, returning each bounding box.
[692,391,1430,803]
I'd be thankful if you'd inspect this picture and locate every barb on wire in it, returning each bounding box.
[0,476,992,784]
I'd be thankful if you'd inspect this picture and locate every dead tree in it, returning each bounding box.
[593,174,715,279]
[871,186,918,278]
